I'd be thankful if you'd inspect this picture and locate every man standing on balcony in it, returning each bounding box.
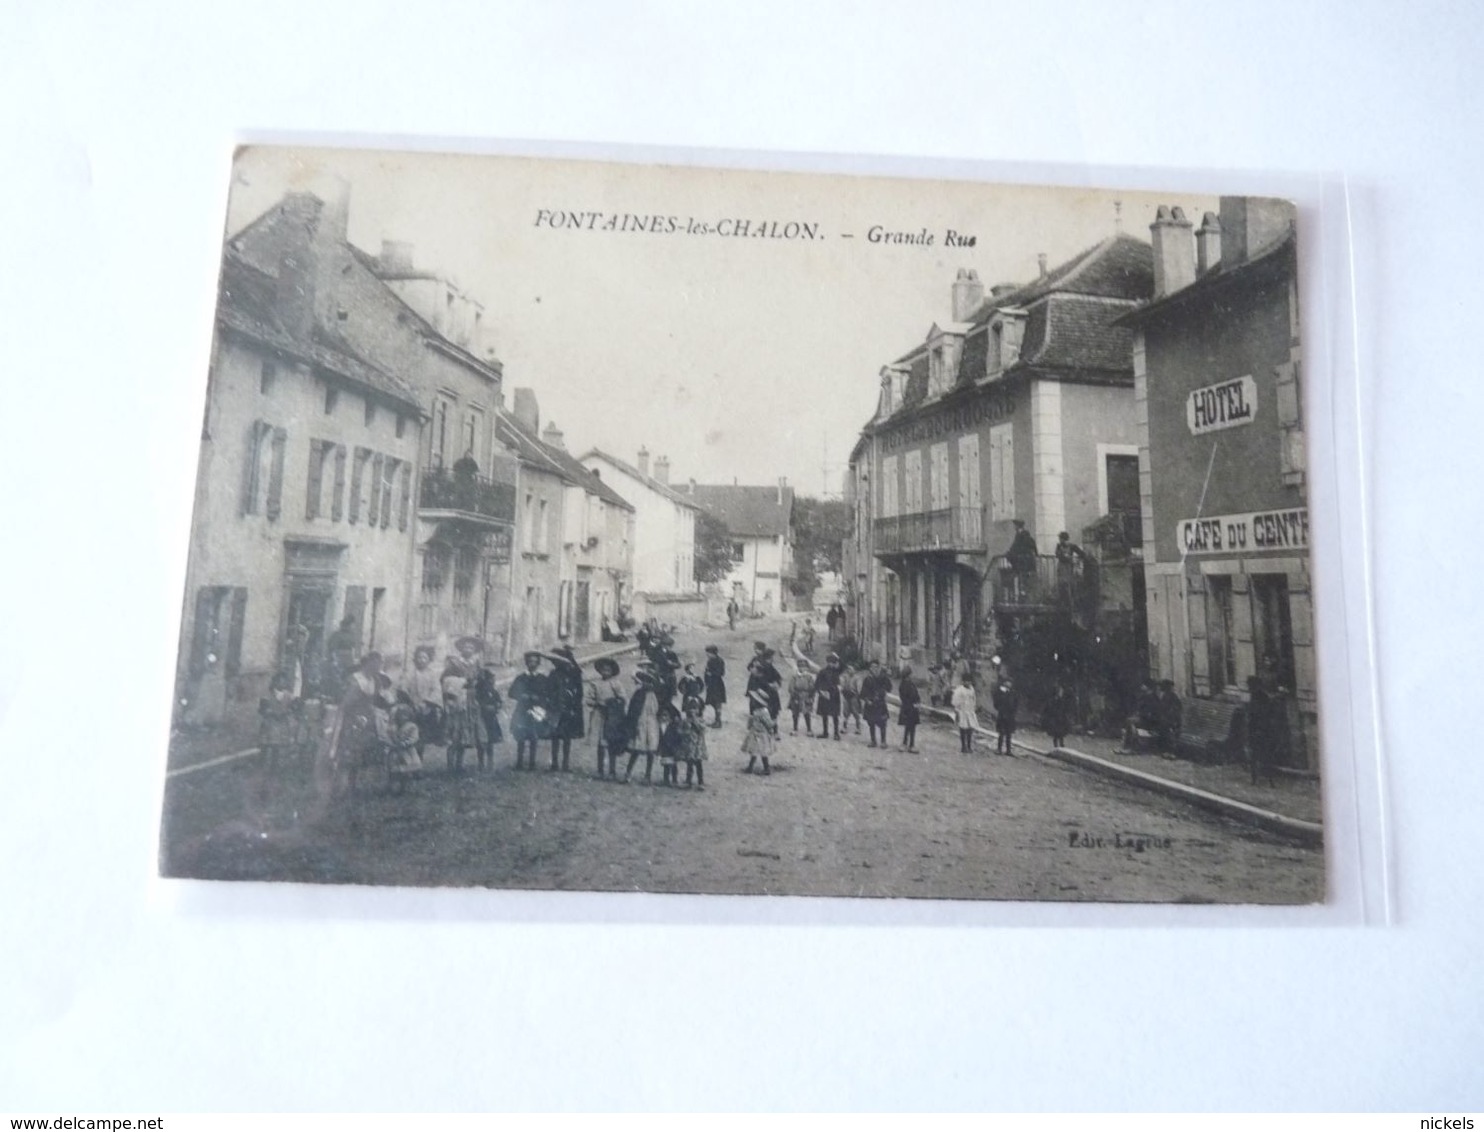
[452,449,479,512]
[1004,520,1039,603]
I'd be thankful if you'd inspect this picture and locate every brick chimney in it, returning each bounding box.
[1037,253,1048,278]
[1195,212,1222,275]
[1217,196,1295,269]
[654,455,671,485]
[1150,205,1196,298]
[542,421,566,451]
[637,446,650,478]
[951,268,984,322]
[512,388,540,435]
[778,475,787,504]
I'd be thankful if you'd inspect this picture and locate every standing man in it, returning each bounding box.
[1004,519,1039,602]
[703,644,728,728]
[727,597,739,631]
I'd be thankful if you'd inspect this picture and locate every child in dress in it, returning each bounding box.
[741,687,776,776]
[951,673,980,754]
[681,702,709,789]
[657,705,684,786]
[387,701,423,794]
[788,661,815,734]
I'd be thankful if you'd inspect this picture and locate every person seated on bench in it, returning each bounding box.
[1155,679,1183,753]
[1122,680,1161,750]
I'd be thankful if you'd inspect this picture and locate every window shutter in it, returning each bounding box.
[380,459,395,528]
[240,421,265,515]
[265,427,287,521]
[398,462,411,531]
[368,453,384,525]
[350,447,370,524]
[331,445,347,521]
[225,587,248,677]
[189,588,216,678]
[305,440,324,520]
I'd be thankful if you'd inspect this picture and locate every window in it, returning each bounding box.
[189,586,247,679]
[422,544,448,594]
[260,360,277,394]
[395,413,407,439]
[537,498,549,553]
[305,439,331,520]
[904,450,923,514]
[1275,359,1304,485]
[367,454,384,523]
[929,442,950,511]
[349,447,372,524]
[1251,574,1297,691]
[379,458,397,528]
[434,400,450,467]
[989,423,1016,521]
[929,346,946,396]
[731,542,746,562]
[453,546,480,601]
[324,387,339,415]
[364,398,376,427]
[1206,575,1236,692]
[240,420,285,518]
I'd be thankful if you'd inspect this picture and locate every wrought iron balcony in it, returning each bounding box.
[418,467,516,523]
[989,553,1100,621]
[872,507,985,555]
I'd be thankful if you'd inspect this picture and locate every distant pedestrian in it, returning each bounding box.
[703,645,728,727]
[860,660,892,748]
[727,598,739,631]
[1041,682,1073,749]
[897,666,921,752]
[825,604,840,641]
[991,677,1018,755]
[1156,679,1183,755]
[741,686,776,775]
[509,652,551,770]
[788,660,815,735]
[256,670,300,806]
[813,653,843,740]
[951,673,980,754]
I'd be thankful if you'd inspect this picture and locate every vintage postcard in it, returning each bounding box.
[161,145,1324,903]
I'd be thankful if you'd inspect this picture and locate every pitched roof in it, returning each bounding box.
[215,253,425,414]
[687,484,795,538]
[876,234,1152,423]
[539,439,636,512]
[578,449,704,511]
[1114,230,1295,328]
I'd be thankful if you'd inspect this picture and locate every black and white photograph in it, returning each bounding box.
[160,146,1323,904]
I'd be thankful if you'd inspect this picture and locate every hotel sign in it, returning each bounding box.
[1187,375,1257,435]
[1178,508,1308,556]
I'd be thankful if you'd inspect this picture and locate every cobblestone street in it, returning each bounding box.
[162,617,1324,904]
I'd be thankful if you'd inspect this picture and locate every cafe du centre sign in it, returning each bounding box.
[1178,508,1309,556]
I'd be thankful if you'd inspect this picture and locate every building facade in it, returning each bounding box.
[177,195,428,727]
[1122,198,1316,767]
[687,482,797,614]
[853,241,1154,710]
[580,448,702,617]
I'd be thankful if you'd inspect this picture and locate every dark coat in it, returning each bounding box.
[704,655,727,706]
[813,666,843,715]
[897,677,921,727]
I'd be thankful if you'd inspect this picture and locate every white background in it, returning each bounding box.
[2,0,1479,1112]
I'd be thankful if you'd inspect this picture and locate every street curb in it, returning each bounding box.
[859,665,1323,847]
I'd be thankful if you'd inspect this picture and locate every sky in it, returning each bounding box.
[225,146,1216,497]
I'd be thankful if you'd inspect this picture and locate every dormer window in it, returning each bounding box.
[987,309,1027,376]
[929,346,947,397]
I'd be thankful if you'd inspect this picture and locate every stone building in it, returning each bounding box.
[851,236,1156,708]
[1118,198,1316,767]
[686,481,797,614]
[177,191,427,727]
[580,447,704,624]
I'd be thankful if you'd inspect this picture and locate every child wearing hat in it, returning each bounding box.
[742,686,776,775]
[509,652,550,770]
[788,659,816,735]
[587,656,629,779]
